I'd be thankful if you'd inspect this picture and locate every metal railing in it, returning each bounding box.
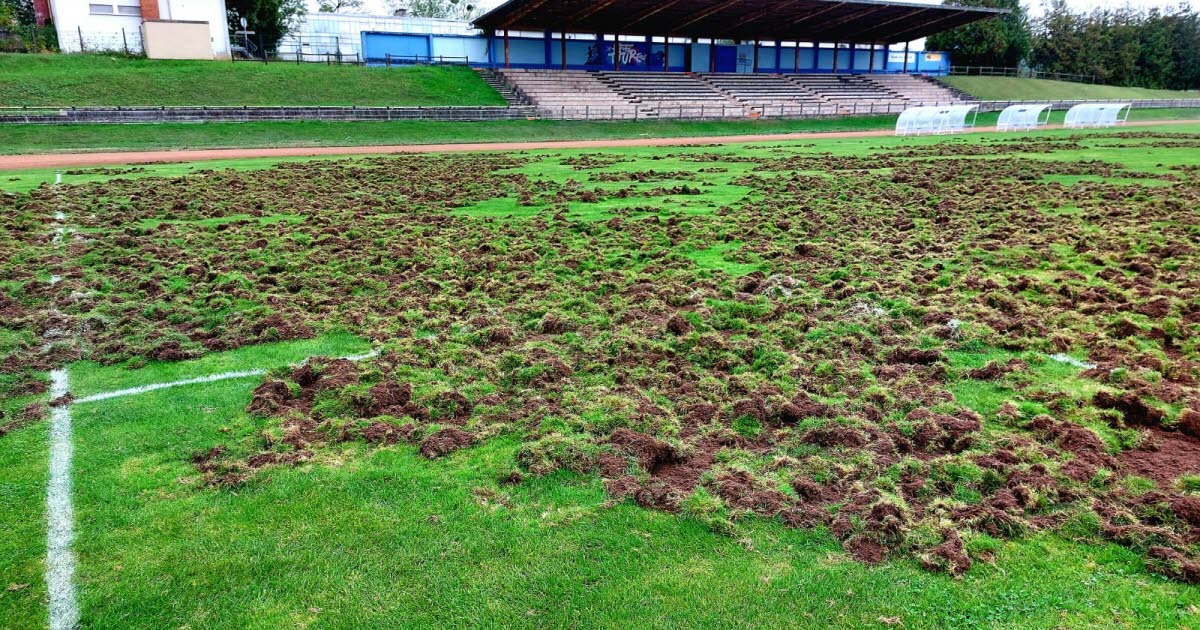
[0,105,537,124]
[232,51,363,65]
[949,66,1098,84]
[231,49,470,67]
[0,98,1196,125]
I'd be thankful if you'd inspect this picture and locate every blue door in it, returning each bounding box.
[714,46,737,73]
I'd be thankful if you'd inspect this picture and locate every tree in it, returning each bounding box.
[925,0,1030,68]
[388,0,480,20]
[226,0,306,52]
[0,0,35,27]
[1030,1,1200,89]
[318,0,364,14]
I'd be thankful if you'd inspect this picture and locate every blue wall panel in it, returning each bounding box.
[362,32,431,63]
[359,29,951,74]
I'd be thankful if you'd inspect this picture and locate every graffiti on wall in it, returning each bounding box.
[585,42,665,68]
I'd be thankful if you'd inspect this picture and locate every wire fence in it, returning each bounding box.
[54,27,145,55]
[949,66,1098,84]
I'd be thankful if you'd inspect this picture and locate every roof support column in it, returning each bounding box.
[849,43,856,73]
[812,43,819,71]
[868,42,876,74]
[503,30,510,68]
[793,44,799,73]
[832,42,839,74]
[774,41,780,73]
[664,37,670,71]
[561,32,567,69]
[902,41,909,74]
[752,41,759,73]
[709,40,715,72]
[614,35,620,71]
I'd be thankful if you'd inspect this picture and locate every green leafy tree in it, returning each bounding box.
[227,0,306,51]
[318,0,364,14]
[0,0,34,27]
[388,0,479,20]
[925,0,1030,67]
[1031,1,1200,89]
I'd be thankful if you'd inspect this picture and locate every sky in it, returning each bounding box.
[320,0,1196,17]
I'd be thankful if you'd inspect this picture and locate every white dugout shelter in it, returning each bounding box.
[1064,103,1131,129]
[895,104,980,136]
[996,104,1052,131]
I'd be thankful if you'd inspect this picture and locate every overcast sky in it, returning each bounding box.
[322,0,1196,16]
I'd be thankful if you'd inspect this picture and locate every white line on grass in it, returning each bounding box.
[47,375,78,630]
[73,349,380,405]
[73,369,266,404]
[45,185,79,630]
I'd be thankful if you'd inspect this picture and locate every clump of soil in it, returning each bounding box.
[419,427,474,458]
[1093,391,1164,427]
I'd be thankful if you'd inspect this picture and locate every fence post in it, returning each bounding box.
[78,26,84,52]
[122,28,128,55]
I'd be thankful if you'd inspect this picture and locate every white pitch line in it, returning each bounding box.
[72,369,266,405]
[1047,353,1098,369]
[46,369,78,630]
[73,349,380,405]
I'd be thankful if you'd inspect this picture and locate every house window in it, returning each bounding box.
[89,2,142,15]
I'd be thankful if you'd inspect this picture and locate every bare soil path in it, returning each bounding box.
[1,120,1196,171]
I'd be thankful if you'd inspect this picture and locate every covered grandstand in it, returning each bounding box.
[473,0,1003,74]
[470,0,1001,117]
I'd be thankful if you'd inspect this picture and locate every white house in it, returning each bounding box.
[46,0,231,58]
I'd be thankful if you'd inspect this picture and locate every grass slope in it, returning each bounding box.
[942,76,1200,101]
[0,53,506,106]
[0,107,1198,157]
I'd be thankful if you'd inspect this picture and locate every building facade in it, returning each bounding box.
[45,0,230,58]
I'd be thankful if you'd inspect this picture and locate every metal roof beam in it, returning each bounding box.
[881,9,968,43]
[848,7,929,41]
[672,0,748,33]
[563,0,627,28]
[492,0,555,29]
[723,0,808,35]
[620,0,691,32]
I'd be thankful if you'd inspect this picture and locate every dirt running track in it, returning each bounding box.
[2,119,1196,171]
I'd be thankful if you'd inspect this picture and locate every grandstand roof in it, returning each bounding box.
[474,0,1005,44]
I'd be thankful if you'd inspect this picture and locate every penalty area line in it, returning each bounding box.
[73,349,380,405]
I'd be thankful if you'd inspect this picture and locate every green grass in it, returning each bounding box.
[942,76,1200,101]
[5,127,1200,627]
[1,107,1198,158]
[0,53,506,106]
[4,120,1199,195]
[1,343,1195,627]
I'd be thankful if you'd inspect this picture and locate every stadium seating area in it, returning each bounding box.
[497,69,969,118]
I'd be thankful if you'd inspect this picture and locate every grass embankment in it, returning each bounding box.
[941,76,1200,101]
[0,53,506,106]
[1,107,1198,156]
